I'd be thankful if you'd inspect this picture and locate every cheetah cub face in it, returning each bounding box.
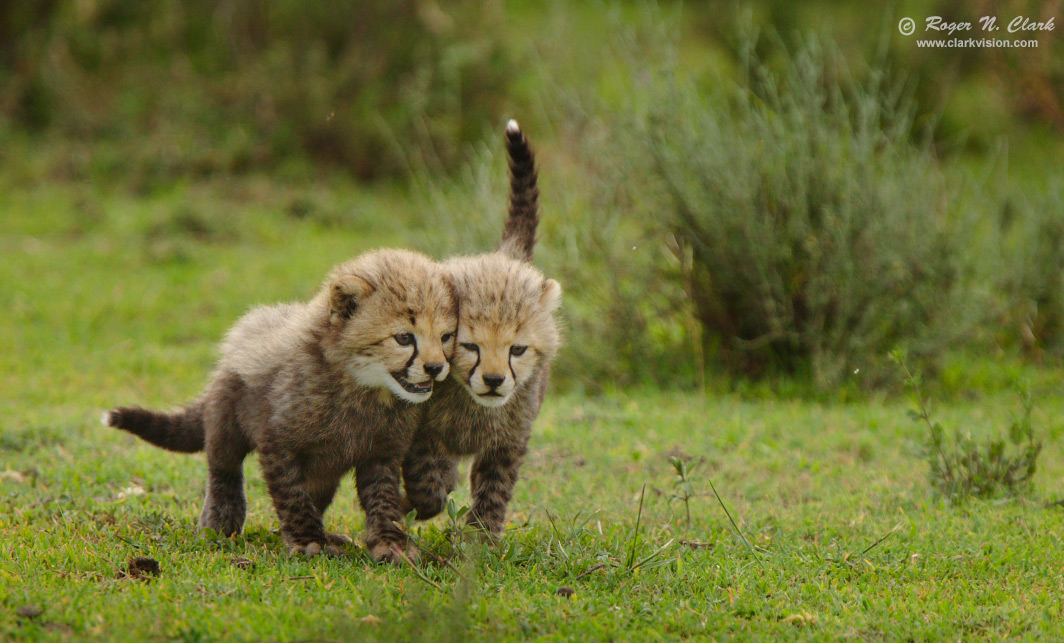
[323,249,457,404]
[445,254,562,408]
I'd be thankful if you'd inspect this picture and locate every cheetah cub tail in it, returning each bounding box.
[103,402,206,453]
[498,119,539,263]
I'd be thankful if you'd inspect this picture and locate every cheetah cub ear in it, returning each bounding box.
[330,275,374,323]
[541,278,562,312]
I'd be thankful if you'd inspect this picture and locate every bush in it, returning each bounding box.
[610,38,990,387]
[417,25,1004,390]
[998,181,1064,355]
[0,0,512,183]
[894,350,1041,501]
[416,11,1057,391]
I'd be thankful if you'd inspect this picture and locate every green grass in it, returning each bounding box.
[4,178,1064,641]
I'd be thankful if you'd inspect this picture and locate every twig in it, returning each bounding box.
[393,547,442,590]
[708,478,765,570]
[896,357,956,486]
[407,534,467,581]
[859,523,902,557]
[574,562,615,580]
[393,519,467,579]
[116,536,143,550]
[543,509,564,539]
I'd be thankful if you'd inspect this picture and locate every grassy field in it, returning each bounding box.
[3,178,1064,641]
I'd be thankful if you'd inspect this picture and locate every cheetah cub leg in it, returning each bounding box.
[402,437,459,520]
[356,460,418,564]
[258,445,340,557]
[198,395,250,537]
[198,464,247,537]
[467,447,526,539]
[308,480,354,549]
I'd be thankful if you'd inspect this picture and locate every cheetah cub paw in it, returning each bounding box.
[369,542,419,565]
[288,541,342,557]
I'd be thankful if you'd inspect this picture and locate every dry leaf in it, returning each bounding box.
[16,605,43,619]
[782,612,817,626]
[116,483,146,500]
[1,470,26,483]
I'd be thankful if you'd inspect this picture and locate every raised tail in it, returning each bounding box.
[497,119,540,263]
[103,402,206,453]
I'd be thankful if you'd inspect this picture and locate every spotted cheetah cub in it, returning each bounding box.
[402,121,562,536]
[104,249,457,562]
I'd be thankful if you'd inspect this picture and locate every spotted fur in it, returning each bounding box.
[498,119,539,262]
[403,121,562,536]
[105,249,457,561]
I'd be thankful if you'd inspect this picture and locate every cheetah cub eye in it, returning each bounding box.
[510,345,527,356]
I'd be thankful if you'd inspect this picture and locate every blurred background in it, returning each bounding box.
[2,0,1062,400]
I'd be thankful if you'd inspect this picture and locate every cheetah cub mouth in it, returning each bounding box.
[390,371,433,395]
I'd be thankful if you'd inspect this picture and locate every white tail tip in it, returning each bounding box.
[505,119,521,135]
[101,411,114,426]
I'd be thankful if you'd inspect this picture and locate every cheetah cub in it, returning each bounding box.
[104,249,457,562]
[402,121,562,536]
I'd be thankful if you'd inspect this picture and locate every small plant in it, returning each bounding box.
[891,349,1042,500]
[668,456,695,531]
[439,497,472,553]
[669,456,766,568]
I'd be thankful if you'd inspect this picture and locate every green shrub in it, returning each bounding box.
[418,24,1005,390]
[414,8,1052,391]
[893,350,1041,501]
[0,0,513,183]
[611,38,990,387]
[998,181,1064,354]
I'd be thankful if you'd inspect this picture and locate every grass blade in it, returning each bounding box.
[625,484,647,570]
[708,478,765,570]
